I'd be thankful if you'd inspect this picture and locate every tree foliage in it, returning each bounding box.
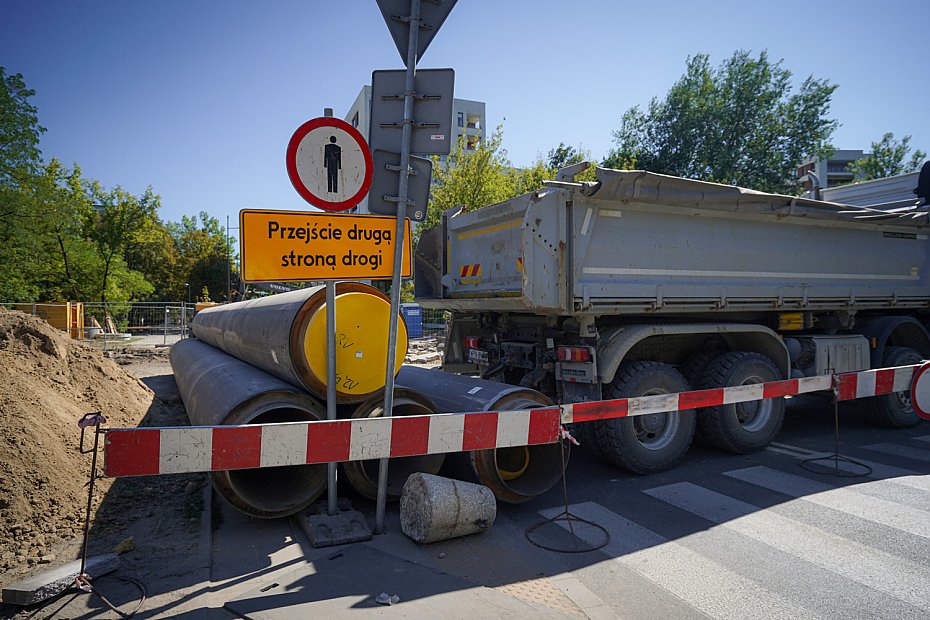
[0,67,243,304]
[422,126,557,237]
[847,132,926,181]
[605,51,839,194]
[168,212,235,303]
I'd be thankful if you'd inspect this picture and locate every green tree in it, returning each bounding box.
[31,159,96,300]
[546,143,588,170]
[123,214,180,301]
[428,127,514,216]
[169,212,235,302]
[0,68,46,299]
[605,50,838,194]
[86,184,161,302]
[847,133,926,181]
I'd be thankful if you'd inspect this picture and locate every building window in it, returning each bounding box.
[457,112,464,128]
[351,111,359,128]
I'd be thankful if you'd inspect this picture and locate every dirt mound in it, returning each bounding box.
[0,308,157,584]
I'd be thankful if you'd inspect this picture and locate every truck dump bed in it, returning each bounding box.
[415,167,930,315]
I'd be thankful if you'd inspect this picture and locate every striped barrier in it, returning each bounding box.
[101,363,926,478]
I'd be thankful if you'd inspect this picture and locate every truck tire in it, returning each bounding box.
[569,421,608,460]
[594,361,696,474]
[866,346,923,428]
[696,352,784,453]
[679,350,720,444]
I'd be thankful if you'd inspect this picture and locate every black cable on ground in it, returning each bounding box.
[799,391,872,478]
[525,430,610,553]
[76,574,148,619]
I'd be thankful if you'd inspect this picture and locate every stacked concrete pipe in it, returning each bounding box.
[170,338,327,518]
[395,366,568,504]
[190,283,408,404]
[339,388,445,501]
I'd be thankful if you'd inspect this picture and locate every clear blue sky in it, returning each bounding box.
[3,0,928,230]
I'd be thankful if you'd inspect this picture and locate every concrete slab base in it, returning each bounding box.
[2,553,120,606]
[223,545,570,619]
[294,499,372,548]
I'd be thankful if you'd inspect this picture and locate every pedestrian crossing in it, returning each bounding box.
[539,436,930,619]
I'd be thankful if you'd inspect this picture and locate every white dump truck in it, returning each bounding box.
[414,163,930,473]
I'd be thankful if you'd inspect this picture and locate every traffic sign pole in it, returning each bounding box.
[323,108,339,518]
[376,0,421,535]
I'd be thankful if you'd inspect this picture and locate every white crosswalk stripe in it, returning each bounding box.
[644,481,930,612]
[540,502,818,620]
[762,441,930,490]
[724,466,930,539]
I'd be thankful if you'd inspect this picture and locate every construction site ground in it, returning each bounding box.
[2,308,930,619]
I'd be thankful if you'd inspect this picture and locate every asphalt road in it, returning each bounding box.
[492,394,930,619]
[23,390,926,619]
[198,394,930,619]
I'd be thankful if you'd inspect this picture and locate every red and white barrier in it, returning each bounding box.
[103,408,561,478]
[101,363,927,478]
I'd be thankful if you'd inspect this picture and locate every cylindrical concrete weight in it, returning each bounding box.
[395,366,568,503]
[170,338,327,518]
[339,389,445,501]
[191,283,407,404]
[400,473,496,544]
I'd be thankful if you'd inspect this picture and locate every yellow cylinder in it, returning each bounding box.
[305,291,408,399]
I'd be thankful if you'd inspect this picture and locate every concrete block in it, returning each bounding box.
[400,473,496,544]
[2,553,119,606]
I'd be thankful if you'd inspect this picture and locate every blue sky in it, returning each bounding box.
[3,0,928,229]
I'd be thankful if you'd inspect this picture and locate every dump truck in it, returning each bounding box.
[414,162,930,474]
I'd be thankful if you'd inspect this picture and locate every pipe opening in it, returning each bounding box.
[341,395,445,501]
[218,406,326,518]
[472,396,568,503]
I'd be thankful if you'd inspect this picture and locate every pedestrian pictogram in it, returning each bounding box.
[286,117,373,211]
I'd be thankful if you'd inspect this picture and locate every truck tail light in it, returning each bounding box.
[464,336,482,349]
[558,346,591,362]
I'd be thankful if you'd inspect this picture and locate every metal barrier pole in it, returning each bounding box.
[376,0,421,535]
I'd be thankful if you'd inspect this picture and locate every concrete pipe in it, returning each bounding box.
[394,366,568,504]
[190,283,407,404]
[400,473,496,544]
[339,388,445,501]
[170,338,327,519]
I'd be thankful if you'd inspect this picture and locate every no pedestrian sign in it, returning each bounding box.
[239,209,411,282]
[286,117,373,211]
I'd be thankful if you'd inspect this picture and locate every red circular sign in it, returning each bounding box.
[910,361,930,421]
[286,117,373,212]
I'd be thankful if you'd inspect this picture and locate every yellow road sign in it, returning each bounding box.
[240,209,412,282]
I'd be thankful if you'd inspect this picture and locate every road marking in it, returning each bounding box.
[724,466,930,540]
[540,502,817,620]
[764,442,930,487]
[766,441,823,459]
[912,435,930,444]
[645,482,930,612]
[862,442,930,462]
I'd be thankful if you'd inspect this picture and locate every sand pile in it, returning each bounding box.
[0,308,157,583]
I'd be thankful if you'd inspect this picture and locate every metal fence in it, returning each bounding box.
[5,302,195,351]
[6,301,450,350]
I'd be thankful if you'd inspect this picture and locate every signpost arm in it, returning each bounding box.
[376,0,420,534]
[323,107,339,518]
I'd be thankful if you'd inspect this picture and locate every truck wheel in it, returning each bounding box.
[867,346,923,428]
[594,361,696,474]
[679,350,720,444]
[569,421,607,459]
[696,352,784,453]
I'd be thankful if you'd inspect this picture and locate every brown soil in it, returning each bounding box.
[0,308,201,590]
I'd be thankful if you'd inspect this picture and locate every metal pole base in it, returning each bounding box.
[295,498,373,548]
